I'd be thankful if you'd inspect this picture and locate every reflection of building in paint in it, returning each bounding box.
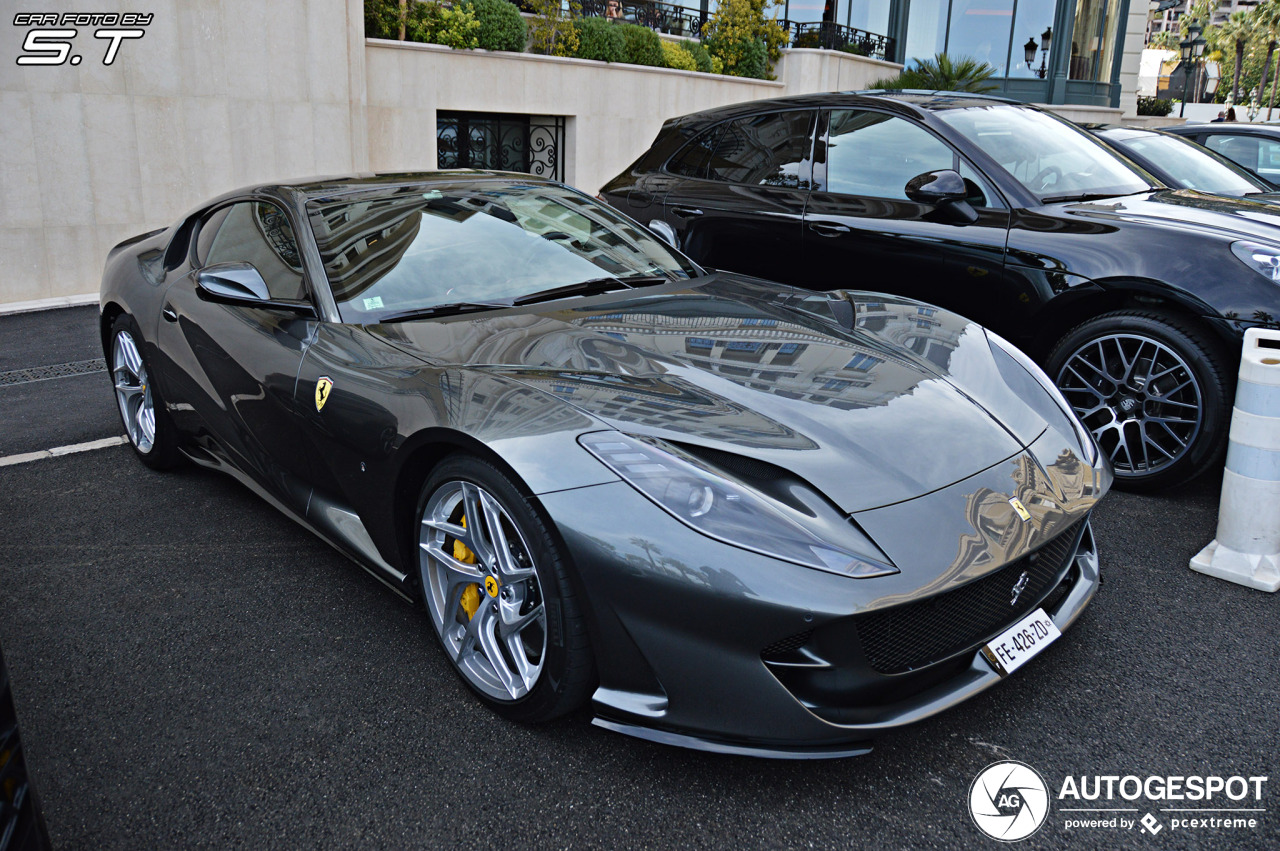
[949,448,1105,576]
[439,370,591,440]
[376,293,969,444]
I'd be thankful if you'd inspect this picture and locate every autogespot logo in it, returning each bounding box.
[969,761,1051,842]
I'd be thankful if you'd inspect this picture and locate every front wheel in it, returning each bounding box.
[1045,310,1232,491]
[416,456,594,722]
[109,314,180,470]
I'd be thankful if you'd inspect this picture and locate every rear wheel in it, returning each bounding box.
[110,314,180,469]
[416,456,594,721]
[1046,310,1231,491]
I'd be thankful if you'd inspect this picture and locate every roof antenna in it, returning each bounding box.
[826,291,855,330]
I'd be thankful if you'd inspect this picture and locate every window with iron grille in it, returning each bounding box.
[437,112,566,181]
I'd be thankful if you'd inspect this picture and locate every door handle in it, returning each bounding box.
[671,206,704,219]
[808,222,851,237]
[162,304,178,322]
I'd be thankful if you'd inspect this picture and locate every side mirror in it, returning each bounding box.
[905,169,968,204]
[196,262,271,303]
[905,169,978,225]
[648,219,678,249]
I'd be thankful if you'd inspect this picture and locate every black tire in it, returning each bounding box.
[1045,309,1232,492]
[415,455,594,722]
[108,314,181,470]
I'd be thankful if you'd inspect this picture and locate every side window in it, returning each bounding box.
[203,201,308,302]
[1206,135,1261,170]
[703,111,815,188]
[824,110,955,200]
[193,206,231,266]
[667,126,723,179]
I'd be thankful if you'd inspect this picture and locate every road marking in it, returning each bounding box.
[0,435,128,467]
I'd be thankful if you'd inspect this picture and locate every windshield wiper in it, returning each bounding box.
[510,275,669,306]
[1040,192,1128,204]
[375,299,513,323]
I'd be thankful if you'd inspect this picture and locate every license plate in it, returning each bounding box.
[980,608,1061,676]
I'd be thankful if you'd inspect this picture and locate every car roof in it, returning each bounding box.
[188,171,563,212]
[1166,122,1280,136]
[660,90,1027,129]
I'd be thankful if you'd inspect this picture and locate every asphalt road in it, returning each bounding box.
[0,306,1277,850]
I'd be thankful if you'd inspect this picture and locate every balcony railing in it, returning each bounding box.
[783,21,893,62]
[577,0,705,39]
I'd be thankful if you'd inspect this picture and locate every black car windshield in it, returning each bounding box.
[1116,131,1265,195]
[306,180,698,323]
[936,105,1153,203]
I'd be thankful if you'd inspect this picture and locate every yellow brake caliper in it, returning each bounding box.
[455,515,481,620]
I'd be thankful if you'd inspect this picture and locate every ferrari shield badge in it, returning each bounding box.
[315,376,333,412]
[1008,497,1032,522]
[485,575,500,598]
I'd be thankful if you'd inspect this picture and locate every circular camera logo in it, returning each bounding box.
[968,760,1050,842]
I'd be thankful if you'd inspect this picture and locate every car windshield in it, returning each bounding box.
[1119,131,1265,195]
[936,105,1154,203]
[307,181,698,323]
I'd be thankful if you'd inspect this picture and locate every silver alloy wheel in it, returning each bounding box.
[112,329,156,453]
[419,480,546,701]
[1055,333,1203,477]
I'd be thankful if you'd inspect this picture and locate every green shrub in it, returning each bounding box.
[869,53,997,93]
[365,0,404,39]
[1137,96,1175,117]
[575,16,624,62]
[702,0,787,79]
[527,0,580,56]
[406,1,482,49]
[619,23,663,66]
[679,39,714,73]
[661,40,698,71]
[463,0,527,52]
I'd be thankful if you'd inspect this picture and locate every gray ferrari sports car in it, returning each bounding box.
[100,172,1110,758]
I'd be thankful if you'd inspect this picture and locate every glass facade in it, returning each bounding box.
[894,0,1121,86]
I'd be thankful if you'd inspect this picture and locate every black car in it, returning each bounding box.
[1087,123,1280,200]
[602,91,1280,490]
[100,173,1109,757]
[1164,121,1280,189]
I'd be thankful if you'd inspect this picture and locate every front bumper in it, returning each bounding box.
[541,444,1105,758]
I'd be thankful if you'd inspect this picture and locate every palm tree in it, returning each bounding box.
[1254,1,1280,108]
[1220,10,1255,104]
[877,53,998,93]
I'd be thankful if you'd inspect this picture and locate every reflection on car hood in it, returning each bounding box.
[1056,188,1280,242]
[372,275,1087,512]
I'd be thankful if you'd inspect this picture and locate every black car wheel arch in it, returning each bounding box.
[1046,309,1232,490]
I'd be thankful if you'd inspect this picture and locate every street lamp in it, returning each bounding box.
[1023,26,1052,79]
[1179,22,1206,118]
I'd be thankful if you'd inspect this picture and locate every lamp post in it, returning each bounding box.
[1023,26,1052,79]
[1179,22,1205,118]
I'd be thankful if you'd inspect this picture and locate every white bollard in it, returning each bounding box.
[1191,328,1280,592]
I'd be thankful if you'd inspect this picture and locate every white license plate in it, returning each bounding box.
[980,608,1061,676]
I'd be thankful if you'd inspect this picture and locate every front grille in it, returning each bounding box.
[761,630,813,659]
[855,519,1085,674]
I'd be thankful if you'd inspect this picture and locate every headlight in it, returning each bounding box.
[1231,240,1280,283]
[579,432,898,579]
[985,329,1100,466]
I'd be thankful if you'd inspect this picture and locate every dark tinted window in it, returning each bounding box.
[668,126,722,178]
[193,206,231,266]
[824,110,954,200]
[204,201,307,302]
[704,111,815,187]
[1206,133,1280,181]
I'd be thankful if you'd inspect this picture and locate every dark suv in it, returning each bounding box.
[601,91,1280,490]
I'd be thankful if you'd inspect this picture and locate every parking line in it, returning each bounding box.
[0,436,128,467]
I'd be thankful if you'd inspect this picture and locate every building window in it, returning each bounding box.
[1069,0,1122,83]
[437,112,566,181]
